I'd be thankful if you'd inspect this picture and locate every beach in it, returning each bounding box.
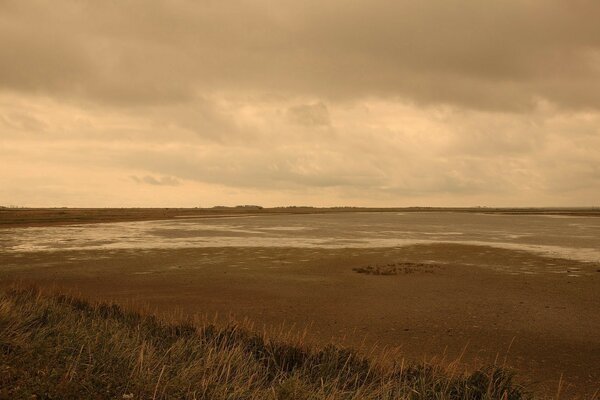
[1,211,599,397]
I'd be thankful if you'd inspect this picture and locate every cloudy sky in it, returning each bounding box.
[1,1,599,207]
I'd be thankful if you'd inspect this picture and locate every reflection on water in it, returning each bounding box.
[1,212,600,263]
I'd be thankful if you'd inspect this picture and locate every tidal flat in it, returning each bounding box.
[1,210,599,397]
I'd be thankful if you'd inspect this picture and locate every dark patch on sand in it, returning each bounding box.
[353,262,441,275]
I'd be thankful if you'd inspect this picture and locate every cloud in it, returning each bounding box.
[4,90,598,207]
[1,2,600,207]
[131,175,181,186]
[1,1,599,111]
[287,103,330,127]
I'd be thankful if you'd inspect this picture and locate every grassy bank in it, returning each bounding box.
[0,287,530,399]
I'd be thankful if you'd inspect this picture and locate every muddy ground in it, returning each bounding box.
[2,207,599,228]
[1,242,599,397]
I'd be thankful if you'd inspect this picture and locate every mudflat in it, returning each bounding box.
[1,211,599,397]
[2,207,599,228]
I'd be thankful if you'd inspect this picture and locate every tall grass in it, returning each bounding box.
[0,287,530,399]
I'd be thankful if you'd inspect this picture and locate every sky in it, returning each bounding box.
[1,0,600,207]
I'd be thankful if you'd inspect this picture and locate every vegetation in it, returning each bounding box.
[353,263,439,276]
[0,287,530,399]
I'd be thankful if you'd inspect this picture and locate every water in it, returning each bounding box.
[1,212,599,264]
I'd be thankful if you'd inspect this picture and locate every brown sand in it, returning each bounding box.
[1,242,599,397]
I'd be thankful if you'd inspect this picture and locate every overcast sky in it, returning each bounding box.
[1,0,599,207]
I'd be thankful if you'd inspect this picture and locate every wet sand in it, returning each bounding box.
[2,207,599,228]
[1,242,599,397]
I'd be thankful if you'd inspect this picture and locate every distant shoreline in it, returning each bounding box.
[1,206,599,228]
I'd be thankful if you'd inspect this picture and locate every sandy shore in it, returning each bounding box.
[1,242,599,397]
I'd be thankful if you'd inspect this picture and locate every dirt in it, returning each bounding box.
[1,242,599,397]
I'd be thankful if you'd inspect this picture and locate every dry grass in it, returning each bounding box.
[0,286,530,399]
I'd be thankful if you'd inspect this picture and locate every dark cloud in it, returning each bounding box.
[1,0,599,110]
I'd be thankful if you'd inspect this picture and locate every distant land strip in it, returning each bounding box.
[1,206,599,228]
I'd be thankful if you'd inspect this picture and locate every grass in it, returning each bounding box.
[0,286,530,399]
[353,263,439,276]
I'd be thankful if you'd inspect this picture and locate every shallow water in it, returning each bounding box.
[1,212,599,264]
